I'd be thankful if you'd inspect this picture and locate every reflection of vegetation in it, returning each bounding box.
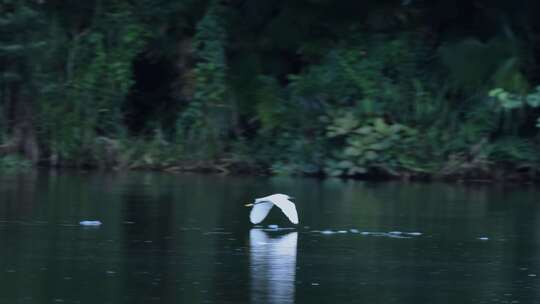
[2,1,540,180]
[0,155,32,171]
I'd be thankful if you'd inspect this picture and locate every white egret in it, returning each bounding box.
[245,194,299,224]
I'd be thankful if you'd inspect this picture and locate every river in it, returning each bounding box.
[0,171,539,303]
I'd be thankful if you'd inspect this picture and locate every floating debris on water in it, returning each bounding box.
[386,233,411,239]
[79,220,102,226]
[320,230,335,235]
[316,229,352,235]
[357,231,423,238]
[310,229,422,238]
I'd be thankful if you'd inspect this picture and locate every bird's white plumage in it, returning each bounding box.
[250,201,274,224]
[249,193,299,224]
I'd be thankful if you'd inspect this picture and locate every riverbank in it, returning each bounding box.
[2,152,538,183]
[3,2,540,184]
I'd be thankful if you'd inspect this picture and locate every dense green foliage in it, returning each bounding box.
[2,0,540,180]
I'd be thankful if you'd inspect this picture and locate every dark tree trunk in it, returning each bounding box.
[4,83,39,163]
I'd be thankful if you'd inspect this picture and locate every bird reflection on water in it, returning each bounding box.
[249,229,298,304]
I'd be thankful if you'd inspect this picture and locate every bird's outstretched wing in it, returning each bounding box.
[271,196,299,224]
[250,202,274,224]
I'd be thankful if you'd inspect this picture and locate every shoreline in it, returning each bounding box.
[2,162,538,184]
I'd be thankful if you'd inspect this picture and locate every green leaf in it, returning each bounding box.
[2,72,21,82]
[355,126,373,135]
[370,142,390,151]
[526,94,540,107]
[373,118,389,134]
[488,88,504,97]
[501,99,523,109]
[348,166,367,175]
[329,169,343,177]
[344,147,361,157]
[338,160,354,168]
[389,124,404,133]
[0,44,24,54]
[365,150,378,161]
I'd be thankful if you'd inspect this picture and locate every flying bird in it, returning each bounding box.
[245,193,299,224]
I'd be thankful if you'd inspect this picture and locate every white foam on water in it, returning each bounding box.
[79,220,102,226]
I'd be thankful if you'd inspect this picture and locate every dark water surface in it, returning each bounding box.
[1,172,539,304]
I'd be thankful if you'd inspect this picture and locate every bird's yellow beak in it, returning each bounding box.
[244,203,254,207]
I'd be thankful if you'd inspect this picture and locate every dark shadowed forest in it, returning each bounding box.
[2,0,540,180]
